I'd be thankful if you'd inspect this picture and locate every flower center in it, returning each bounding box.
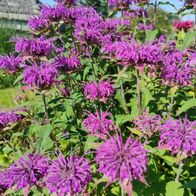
[61,167,75,179]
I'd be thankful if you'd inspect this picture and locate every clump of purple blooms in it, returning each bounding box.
[0,54,22,73]
[55,55,81,72]
[138,23,154,30]
[102,40,163,66]
[46,155,91,195]
[161,51,194,86]
[28,16,49,32]
[102,40,139,65]
[96,133,148,184]
[84,80,115,102]
[15,36,54,57]
[83,110,114,139]
[40,4,70,22]
[1,153,49,190]
[133,111,162,137]
[139,43,163,64]
[0,110,24,128]
[103,18,131,32]
[159,116,196,156]
[74,9,103,44]
[23,62,58,89]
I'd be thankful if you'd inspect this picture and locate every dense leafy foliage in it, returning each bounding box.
[0,0,195,195]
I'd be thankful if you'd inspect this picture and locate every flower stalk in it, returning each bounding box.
[41,92,50,124]
[136,69,142,115]
[175,161,183,182]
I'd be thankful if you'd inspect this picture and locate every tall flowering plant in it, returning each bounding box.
[0,0,195,195]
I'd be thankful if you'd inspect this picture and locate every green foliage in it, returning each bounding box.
[37,124,54,153]
[145,29,158,42]
[177,98,196,116]
[166,181,184,196]
[177,30,196,50]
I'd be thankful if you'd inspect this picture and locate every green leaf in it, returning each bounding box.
[127,127,142,136]
[179,30,196,50]
[151,148,166,156]
[115,114,133,126]
[130,96,139,118]
[0,153,9,165]
[170,86,178,98]
[37,125,53,153]
[161,155,178,165]
[13,74,23,85]
[110,186,120,195]
[84,136,100,151]
[145,29,158,42]
[177,29,186,41]
[177,99,196,115]
[142,87,153,109]
[83,66,90,80]
[29,124,42,136]
[183,178,196,189]
[115,91,128,113]
[166,181,184,196]
[64,99,74,118]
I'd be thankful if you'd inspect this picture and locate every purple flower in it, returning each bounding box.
[138,23,154,30]
[161,51,193,86]
[74,11,103,44]
[55,55,81,72]
[40,4,69,22]
[108,0,136,8]
[96,133,148,183]
[99,80,115,102]
[28,16,49,32]
[189,52,196,67]
[15,36,54,57]
[103,39,164,67]
[46,155,91,195]
[103,18,130,32]
[0,110,24,128]
[0,54,22,73]
[23,62,58,89]
[69,7,103,44]
[2,153,49,190]
[123,8,147,18]
[84,81,98,101]
[157,34,167,44]
[139,43,163,64]
[0,173,8,194]
[83,110,114,138]
[159,116,196,156]
[133,111,162,137]
[84,80,114,102]
[102,40,139,65]
[70,6,98,22]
